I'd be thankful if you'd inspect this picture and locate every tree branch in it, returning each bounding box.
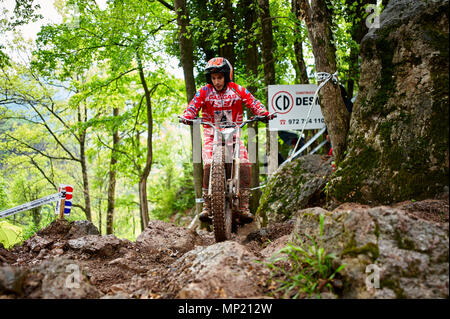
[156,0,175,11]
[94,133,139,170]
[5,133,80,162]
[26,154,57,189]
[26,100,80,161]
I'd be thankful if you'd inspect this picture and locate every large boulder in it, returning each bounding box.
[256,154,333,226]
[161,241,270,298]
[288,202,448,298]
[68,220,100,238]
[329,0,449,204]
[0,257,102,298]
[36,219,100,240]
[67,234,128,258]
[136,219,203,254]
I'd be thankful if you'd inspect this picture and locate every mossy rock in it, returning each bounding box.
[256,154,333,226]
[289,201,449,298]
[329,0,449,205]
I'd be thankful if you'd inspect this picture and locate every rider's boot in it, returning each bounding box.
[199,164,212,223]
[239,164,254,224]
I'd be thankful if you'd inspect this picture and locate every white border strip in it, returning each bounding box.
[0,192,63,219]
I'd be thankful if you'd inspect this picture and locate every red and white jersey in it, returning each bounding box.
[183,82,269,134]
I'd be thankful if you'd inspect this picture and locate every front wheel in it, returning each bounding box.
[211,144,232,242]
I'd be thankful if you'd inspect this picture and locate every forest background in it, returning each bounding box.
[0,0,383,241]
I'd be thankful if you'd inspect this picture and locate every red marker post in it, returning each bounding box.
[59,187,66,220]
[56,185,73,220]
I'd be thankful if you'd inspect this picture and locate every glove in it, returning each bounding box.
[260,112,276,123]
[179,116,193,125]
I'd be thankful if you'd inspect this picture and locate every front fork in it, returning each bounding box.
[208,128,241,212]
[231,143,240,212]
[229,129,241,213]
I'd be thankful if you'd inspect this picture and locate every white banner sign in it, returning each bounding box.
[268,84,325,131]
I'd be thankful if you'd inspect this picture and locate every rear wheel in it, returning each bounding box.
[211,144,232,242]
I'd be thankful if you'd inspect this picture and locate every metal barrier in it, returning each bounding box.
[278,126,328,169]
[0,185,73,220]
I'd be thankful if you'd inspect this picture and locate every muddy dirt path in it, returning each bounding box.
[1,195,448,299]
[0,216,295,299]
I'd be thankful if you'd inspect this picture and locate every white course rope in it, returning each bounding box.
[250,184,266,191]
[286,71,338,162]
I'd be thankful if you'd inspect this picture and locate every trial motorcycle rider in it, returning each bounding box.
[180,57,274,224]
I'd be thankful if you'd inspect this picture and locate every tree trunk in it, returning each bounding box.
[258,0,277,175]
[174,0,203,225]
[136,52,152,230]
[293,40,309,84]
[242,0,261,214]
[299,0,350,163]
[258,0,276,88]
[243,0,259,91]
[79,141,92,221]
[97,197,102,234]
[292,0,309,84]
[106,106,119,235]
[32,208,41,228]
[175,0,196,100]
[79,140,92,221]
[219,0,235,65]
[138,200,144,231]
[138,180,149,230]
[78,104,92,222]
[196,0,215,61]
[131,207,135,237]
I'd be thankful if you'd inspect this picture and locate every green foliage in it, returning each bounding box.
[0,176,8,210]
[5,0,43,28]
[1,0,373,239]
[20,207,55,241]
[20,222,40,241]
[263,214,345,298]
[270,0,310,84]
[0,0,42,68]
[0,48,9,68]
[0,220,23,249]
[149,152,195,222]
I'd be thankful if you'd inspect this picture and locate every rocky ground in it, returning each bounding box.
[0,195,448,299]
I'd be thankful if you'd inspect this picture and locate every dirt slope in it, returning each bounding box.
[0,217,295,299]
[0,195,448,299]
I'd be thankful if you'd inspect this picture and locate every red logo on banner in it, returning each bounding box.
[271,91,294,114]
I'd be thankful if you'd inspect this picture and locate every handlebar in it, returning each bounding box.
[178,112,277,129]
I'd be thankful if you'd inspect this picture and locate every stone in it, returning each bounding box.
[260,235,291,261]
[256,154,333,225]
[136,219,203,254]
[329,0,449,204]
[68,220,100,239]
[289,203,449,298]
[67,234,126,257]
[51,248,64,256]
[27,236,52,252]
[31,257,102,299]
[1,258,102,298]
[163,241,270,299]
[37,249,48,259]
[0,266,25,295]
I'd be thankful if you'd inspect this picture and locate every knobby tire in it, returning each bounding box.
[211,144,231,242]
